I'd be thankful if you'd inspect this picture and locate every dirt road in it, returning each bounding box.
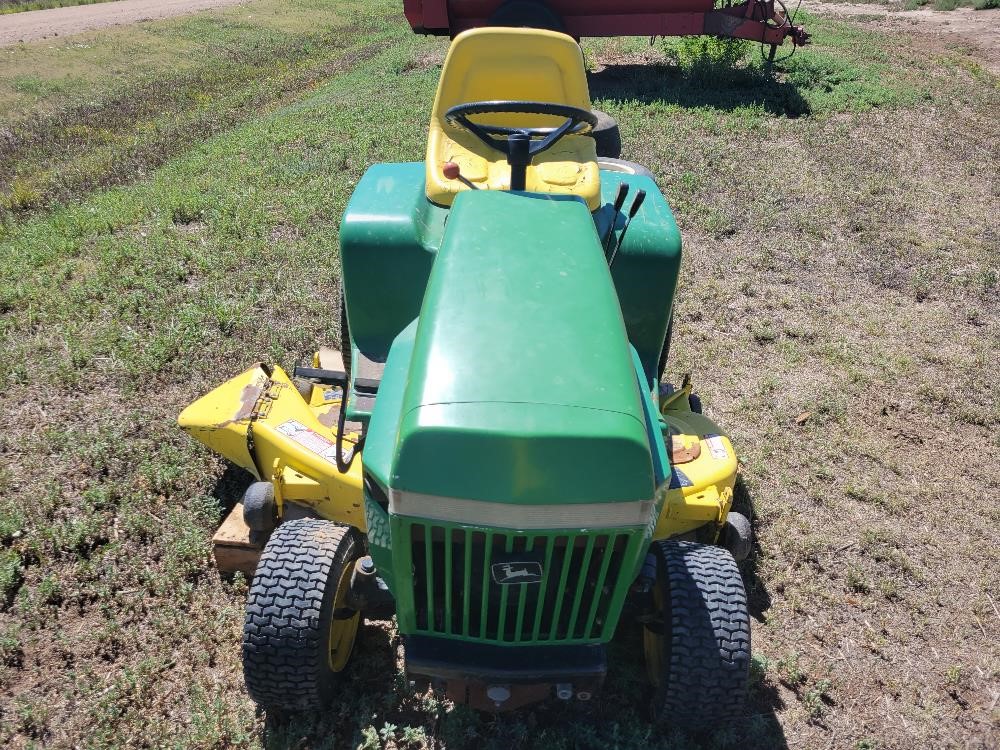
[809,3,1000,74]
[0,0,249,47]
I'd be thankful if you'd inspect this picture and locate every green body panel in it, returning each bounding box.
[339,164,681,404]
[339,162,448,362]
[394,189,653,505]
[596,172,682,387]
[633,346,671,489]
[362,319,418,491]
[362,319,420,595]
[396,402,650,503]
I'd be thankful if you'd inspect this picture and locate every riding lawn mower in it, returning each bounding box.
[179,27,753,724]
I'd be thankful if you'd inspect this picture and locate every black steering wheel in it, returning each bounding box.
[444,100,597,191]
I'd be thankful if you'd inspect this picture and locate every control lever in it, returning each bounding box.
[443,161,478,190]
[603,182,629,258]
[609,189,646,268]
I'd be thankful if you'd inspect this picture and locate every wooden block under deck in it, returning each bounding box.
[213,502,262,577]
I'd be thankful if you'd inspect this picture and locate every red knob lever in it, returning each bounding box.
[442,161,477,190]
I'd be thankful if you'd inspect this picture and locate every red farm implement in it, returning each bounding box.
[404,0,809,56]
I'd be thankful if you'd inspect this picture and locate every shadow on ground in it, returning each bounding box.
[255,611,789,750]
[733,474,774,624]
[589,61,811,117]
[211,463,256,518]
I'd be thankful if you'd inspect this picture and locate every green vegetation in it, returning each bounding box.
[826,0,999,8]
[647,15,930,117]
[0,0,117,14]
[1,0,377,221]
[1,0,998,748]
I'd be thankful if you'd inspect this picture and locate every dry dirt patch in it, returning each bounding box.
[0,0,249,47]
[809,3,1000,73]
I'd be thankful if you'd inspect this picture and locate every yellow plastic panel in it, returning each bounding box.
[250,366,366,530]
[651,415,739,540]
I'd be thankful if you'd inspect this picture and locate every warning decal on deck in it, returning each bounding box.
[705,435,729,461]
[276,420,340,464]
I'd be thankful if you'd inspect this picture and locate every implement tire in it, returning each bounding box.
[242,518,364,711]
[488,0,565,31]
[644,540,750,729]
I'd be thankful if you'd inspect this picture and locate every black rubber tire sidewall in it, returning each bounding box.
[689,393,703,414]
[488,0,565,31]
[242,518,363,711]
[648,540,751,728]
[242,481,276,532]
[591,110,622,159]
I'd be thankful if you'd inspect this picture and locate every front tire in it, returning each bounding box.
[643,540,750,729]
[242,519,364,710]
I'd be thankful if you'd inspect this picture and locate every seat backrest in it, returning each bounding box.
[426,28,600,209]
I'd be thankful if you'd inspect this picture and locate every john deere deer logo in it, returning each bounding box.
[491,562,543,585]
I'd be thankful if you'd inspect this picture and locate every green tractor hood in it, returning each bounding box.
[368,190,655,513]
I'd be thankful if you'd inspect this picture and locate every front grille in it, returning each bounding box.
[407,523,636,644]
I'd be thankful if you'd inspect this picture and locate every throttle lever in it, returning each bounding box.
[609,189,646,268]
[603,182,630,258]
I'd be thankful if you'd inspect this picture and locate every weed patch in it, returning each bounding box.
[588,12,934,119]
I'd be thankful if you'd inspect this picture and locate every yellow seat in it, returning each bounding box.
[426,27,601,211]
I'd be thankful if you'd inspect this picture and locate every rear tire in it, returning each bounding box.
[597,158,654,180]
[242,519,364,710]
[644,540,750,729]
[591,110,622,158]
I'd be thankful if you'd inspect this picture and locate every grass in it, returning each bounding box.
[0,0,117,13]
[0,0,379,220]
[1,0,999,748]
[587,15,933,118]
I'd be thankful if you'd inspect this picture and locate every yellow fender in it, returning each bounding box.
[652,383,738,540]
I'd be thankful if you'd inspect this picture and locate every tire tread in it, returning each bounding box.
[651,540,751,728]
[242,518,359,710]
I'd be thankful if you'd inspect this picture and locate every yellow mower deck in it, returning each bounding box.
[179,361,367,532]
